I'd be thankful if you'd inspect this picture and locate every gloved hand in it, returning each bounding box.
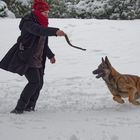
[56,30,65,36]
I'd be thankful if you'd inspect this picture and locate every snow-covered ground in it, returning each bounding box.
[0,18,140,140]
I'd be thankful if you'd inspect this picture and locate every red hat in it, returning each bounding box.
[33,0,49,12]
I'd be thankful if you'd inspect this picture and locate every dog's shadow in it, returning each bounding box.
[93,96,140,113]
[114,102,140,112]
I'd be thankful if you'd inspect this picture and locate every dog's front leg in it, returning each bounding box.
[113,95,125,104]
[107,85,125,104]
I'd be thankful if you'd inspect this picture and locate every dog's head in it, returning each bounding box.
[93,56,112,79]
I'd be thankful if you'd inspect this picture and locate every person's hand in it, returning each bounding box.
[56,30,65,36]
[50,56,56,64]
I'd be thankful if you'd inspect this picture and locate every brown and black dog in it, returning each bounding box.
[93,56,140,105]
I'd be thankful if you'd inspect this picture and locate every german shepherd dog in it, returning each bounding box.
[93,56,140,105]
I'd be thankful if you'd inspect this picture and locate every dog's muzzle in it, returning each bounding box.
[92,69,105,79]
[92,69,98,74]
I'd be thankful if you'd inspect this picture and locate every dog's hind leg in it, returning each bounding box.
[134,92,140,99]
[128,87,140,105]
[113,95,125,104]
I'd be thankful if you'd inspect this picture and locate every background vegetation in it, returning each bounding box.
[0,0,140,19]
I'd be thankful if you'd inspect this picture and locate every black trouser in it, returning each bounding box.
[15,68,44,111]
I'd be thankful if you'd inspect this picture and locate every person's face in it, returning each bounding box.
[41,10,49,18]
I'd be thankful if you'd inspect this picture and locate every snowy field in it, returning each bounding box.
[0,18,140,140]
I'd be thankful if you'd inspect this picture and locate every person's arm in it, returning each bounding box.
[23,21,59,36]
[46,46,55,60]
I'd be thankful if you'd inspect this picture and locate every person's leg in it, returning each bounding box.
[25,68,44,111]
[11,68,41,114]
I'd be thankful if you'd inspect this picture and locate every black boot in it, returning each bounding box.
[11,99,26,114]
[25,100,36,112]
[10,109,24,114]
[24,106,35,112]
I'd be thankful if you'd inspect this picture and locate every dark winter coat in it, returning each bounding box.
[0,12,59,76]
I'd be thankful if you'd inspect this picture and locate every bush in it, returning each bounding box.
[8,0,32,18]
[75,0,140,19]
[0,0,15,18]
[47,0,68,18]
[0,1,7,17]
[1,0,140,19]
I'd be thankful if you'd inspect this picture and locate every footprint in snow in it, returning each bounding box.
[69,134,79,140]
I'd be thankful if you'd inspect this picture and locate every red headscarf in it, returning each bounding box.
[32,0,49,27]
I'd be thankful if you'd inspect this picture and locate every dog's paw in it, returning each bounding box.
[131,101,140,105]
[113,96,125,104]
[117,99,125,104]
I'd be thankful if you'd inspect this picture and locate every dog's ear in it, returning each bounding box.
[101,57,105,64]
[105,56,112,67]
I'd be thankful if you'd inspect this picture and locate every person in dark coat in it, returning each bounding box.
[0,0,66,114]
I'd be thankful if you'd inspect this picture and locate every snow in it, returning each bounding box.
[0,18,140,140]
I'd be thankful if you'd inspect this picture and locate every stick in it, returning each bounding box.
[64,34,86,51]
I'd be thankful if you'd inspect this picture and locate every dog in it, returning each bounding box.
[93,56,140,105]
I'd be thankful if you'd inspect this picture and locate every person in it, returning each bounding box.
[0,0,66,114]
